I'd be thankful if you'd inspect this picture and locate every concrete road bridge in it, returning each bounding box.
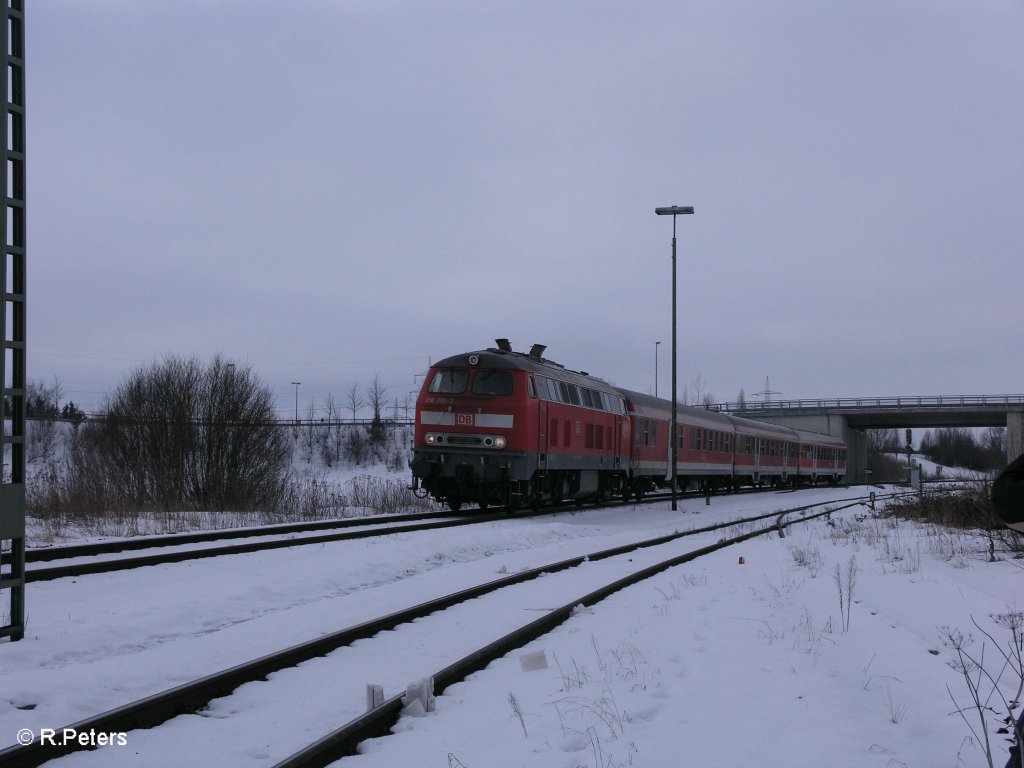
[708,395,1024,482]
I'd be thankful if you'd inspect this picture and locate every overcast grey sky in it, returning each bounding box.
[26,1,1024,417]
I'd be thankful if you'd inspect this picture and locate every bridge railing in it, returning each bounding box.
[709,395,1024,413]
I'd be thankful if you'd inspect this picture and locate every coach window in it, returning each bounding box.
[580,389,594,409]
[650,420,657,447]
[427,369,468,394]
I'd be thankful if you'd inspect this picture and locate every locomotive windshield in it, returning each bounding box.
[471,370,513,396]
[427,369,468,394]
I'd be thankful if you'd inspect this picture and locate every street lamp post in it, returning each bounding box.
[291,381,302,423]
[655,205,694,512]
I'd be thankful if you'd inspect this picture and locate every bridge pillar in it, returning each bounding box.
[747,413,868,483]
[1008,410,1024,463]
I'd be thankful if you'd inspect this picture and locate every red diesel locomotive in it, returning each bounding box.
[410,341,846,511]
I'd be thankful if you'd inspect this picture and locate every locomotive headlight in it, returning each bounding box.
[495,436,507,448]
[425,433,436,445]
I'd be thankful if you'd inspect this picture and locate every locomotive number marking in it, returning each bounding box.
[457,413,475,426]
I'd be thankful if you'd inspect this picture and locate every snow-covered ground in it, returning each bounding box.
[3,481,1022,768]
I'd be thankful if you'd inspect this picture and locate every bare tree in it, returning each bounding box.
[301,399,318,464]
[346,382,364,422]
[366,375,388,445]
[25,378,65,463]
[682,374,715,408]
[983,427,1008,467]
[866,429,900,454]
[322,393,345,467]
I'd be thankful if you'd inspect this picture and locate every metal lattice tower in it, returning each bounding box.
[1,0,26,642]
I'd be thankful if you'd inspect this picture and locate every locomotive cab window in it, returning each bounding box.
[472,370,513,396]
[427,369,468,394]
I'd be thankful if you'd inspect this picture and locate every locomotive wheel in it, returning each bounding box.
[447,498,463,513]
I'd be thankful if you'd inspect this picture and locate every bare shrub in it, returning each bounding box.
[834,555,857,633]
[884,482,1023,557]
[27,355,289,518]
[789,542,823,577]
[942,612,1024,768]
[883,686,910,724]
[344,474,433,516]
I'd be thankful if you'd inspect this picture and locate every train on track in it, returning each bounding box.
[410,341,847,511]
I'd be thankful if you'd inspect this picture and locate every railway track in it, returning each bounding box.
[25,510,452,562]
[0,490,898,767]
[23,511,478,582]
[22,485,816,582]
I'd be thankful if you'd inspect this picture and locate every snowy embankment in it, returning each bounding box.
[1,484,1021,767]
[353,506,1023,768]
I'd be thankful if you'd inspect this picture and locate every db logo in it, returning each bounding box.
[457,413,474,426]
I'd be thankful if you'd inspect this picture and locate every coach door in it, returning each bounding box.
[615,415,624,468]
[665,421,673,482]
[538,400,549,467]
